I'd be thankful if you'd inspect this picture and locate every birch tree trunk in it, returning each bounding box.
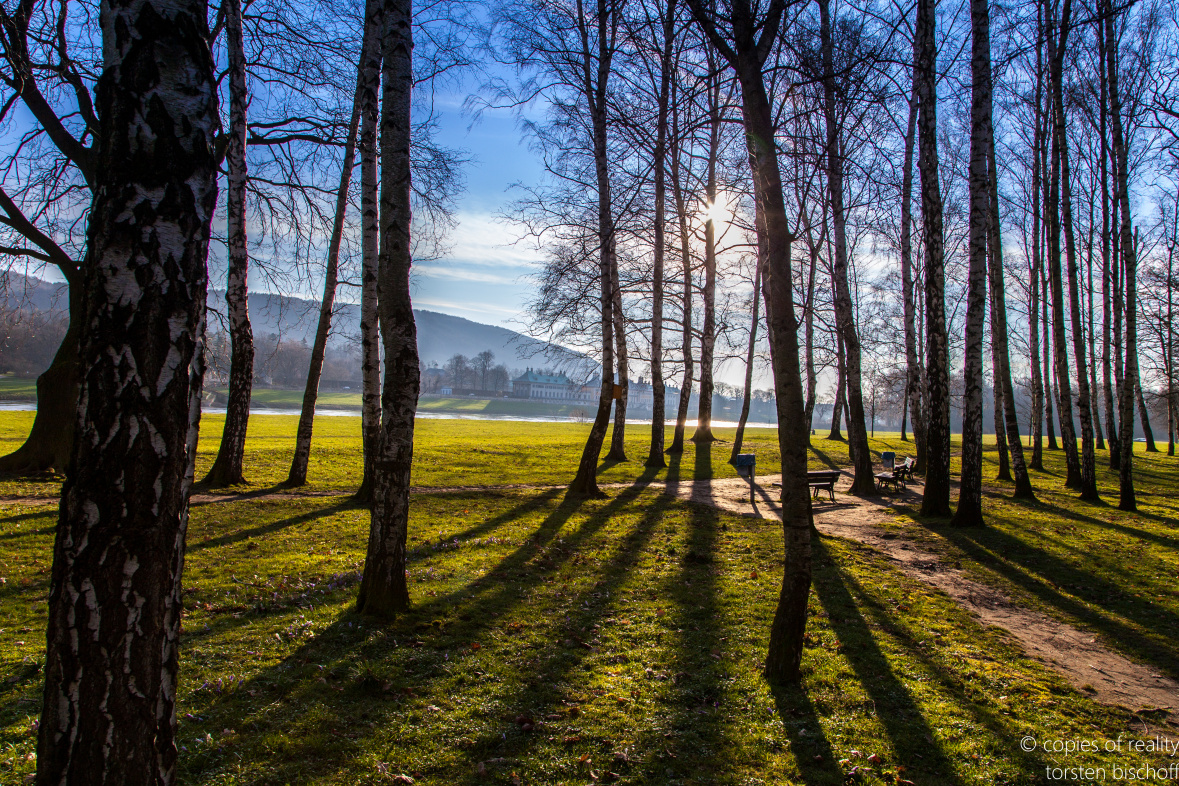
[1042,261,1059,450]
[1103,0,1138,510]
[1045,0,1083,489]
[900,90,925,473]
[1054,0,1098,499]
[1029,7,1045,471]
[607,251,629,460]
[1099,14,1119,463]
[667,103,694,455]
[819,0,872,494]
[205,0,254,487]
[357,0,418,616]
[692,72,721,444]
[287,0,379,488]
[986,127,1034,498]
[828,336,845,441]
[803,212,819,440]
[567,0,618,498]
[356,3,385,505]
[645,0,676,469]
[731,251,762,461]
[952,0,992,527]
[916,0,952,517]
[35,0,217,777]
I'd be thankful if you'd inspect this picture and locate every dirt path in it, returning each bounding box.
[669,471,1179,726]
[6,473,1177,725]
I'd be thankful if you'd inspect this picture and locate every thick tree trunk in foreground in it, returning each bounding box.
[357,0,418,616]
[35,0,217,778]
[953,0,992,527]
[205,0,254,487]
[687,0,812,684]
[568,0,618,499]
[288,3,378,487]
[916,0,951,517]
[355,10,384,505]
[819,0,872,494]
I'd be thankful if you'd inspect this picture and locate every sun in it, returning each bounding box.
[700,193,734,228]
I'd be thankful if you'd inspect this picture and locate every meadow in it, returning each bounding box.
[1,411,1177,785]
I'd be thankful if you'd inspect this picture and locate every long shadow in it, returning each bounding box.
[0,509,55,541]
[931,523,1179,681]
[694,440,713,480]
[638,498,734,780]
[811,538,969,786]
[405,488,563,560]
[188,482,292,506]
[841,563,1070,778]
[187,499,356,552]
[808,445,840,470]
[996,491,1179,550]
[182,482,676,784]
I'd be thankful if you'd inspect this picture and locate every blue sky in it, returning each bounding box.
[410,87,545,330]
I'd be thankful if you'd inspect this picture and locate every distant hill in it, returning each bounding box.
[2,273,584,374]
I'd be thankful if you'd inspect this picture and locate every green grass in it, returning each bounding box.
[2,413,1178,783]
[0,411,823,498]
[3,483,1175,785]
[0,377,37,401]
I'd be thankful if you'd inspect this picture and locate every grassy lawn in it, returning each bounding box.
[0,411,818,498]
[0,377,37,401]
[3,484,1175,785]
[1,413,1177,783]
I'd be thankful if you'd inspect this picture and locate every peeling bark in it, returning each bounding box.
[357,0,418,616]
[916,0,952,517]
[355,0,385,505]
[35,0,217,779]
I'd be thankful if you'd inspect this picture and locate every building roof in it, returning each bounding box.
[513,368,574,385]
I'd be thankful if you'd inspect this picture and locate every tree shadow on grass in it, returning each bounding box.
[182,474,787,784]
[811,538,968,785]
[0,508,55,540]
[928,522,1179,682]
[187,499,357,552]
[808,445,840,471]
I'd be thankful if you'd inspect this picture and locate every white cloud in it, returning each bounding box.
[442,211,544,269]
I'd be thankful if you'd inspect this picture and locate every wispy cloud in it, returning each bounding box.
[413,265,520,285]
[441,211,544,269]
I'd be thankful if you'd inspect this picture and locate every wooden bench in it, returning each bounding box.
[807,470,841,502]
[875,457,913,493]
